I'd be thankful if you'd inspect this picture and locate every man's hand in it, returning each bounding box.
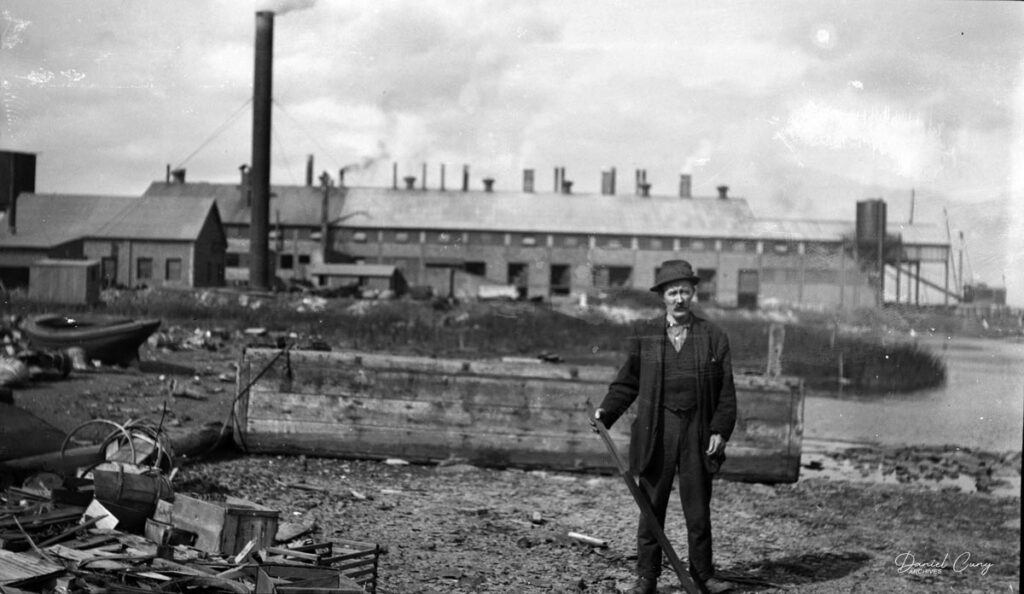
[590,408,606,433]
[706,433,726,456]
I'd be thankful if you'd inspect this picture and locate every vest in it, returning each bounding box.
[662,332,698,413]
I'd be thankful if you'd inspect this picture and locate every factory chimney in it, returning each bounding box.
[248,10,274,290]
[679,174,692,199]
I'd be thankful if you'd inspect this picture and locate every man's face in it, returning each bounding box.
[661,280,696,320]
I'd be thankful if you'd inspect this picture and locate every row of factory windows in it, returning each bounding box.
[229,225,842,256]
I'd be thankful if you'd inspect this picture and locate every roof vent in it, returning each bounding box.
[170,168,186,184]
[639,182,652,197]
[404,176,416,190]
[679,174,692,199]
[561,180,573,194]
[717,185,729,199]
[483,178,495,192]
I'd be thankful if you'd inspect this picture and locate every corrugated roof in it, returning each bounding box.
[143,182,949,247]
[144,182,756,238]
[308,264,398,277]
[0,193,218,249]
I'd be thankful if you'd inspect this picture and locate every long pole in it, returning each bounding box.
[594,422,700,594]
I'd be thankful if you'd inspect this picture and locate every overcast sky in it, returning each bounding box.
[2,0,1022,304]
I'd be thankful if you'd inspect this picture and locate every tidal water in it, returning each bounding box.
[804,335,1024,453]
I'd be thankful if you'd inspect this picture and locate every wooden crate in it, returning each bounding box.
[171,494,279,555]
[256,564,365,594]
[263,539,380,594]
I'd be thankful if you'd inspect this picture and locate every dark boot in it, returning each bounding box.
[627,576,657,594]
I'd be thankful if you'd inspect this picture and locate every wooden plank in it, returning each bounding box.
[0,549,65,586]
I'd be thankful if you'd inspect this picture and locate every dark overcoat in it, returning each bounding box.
[598,313,738,475]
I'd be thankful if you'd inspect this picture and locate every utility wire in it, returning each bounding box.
[272,99,345,174]
[174,98,253,170]
[271,121,298,186]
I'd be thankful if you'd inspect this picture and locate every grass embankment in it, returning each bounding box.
[4,287,946,395]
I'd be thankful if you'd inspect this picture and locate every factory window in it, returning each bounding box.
[554,234,586,248]
[508,263,529,299]
[772,242,792,254]
[688,239,707,251]
[432,231,460,245]
[352,231,368,243]
[592,265,632,289]
[226,253,240,267]
[550,264,571,296]
[136,258,153,280]
[596,235,630,250]
[469,232,502,245]
[730,240,754,253]
[298,254,311,265]
[465,261,486,276]
[280,254,294,270]
[696,269,717,303]
[640,237,669,251]
[165,258,182,281]
[520,235,538,246]
[393,231,410,243]
[296,228,312,240]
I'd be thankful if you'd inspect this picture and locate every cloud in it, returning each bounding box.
[778,99,946,181]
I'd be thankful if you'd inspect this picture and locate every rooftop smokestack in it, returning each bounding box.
[392,162,398,190]
[239,164,252,206]
[483,178,495,192]
[601,168,616,195]
[717,185,729,199]
[338,168,345,188]
[305,154,314,186]
[248,10,274,290]
[523,169,535,193]
[421,163,427,190]
[462,165,469,192]
[440,163,446,191]
[635,169,648,196]
[553,167,562,193]
[679,174,692,199]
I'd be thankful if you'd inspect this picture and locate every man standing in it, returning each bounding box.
[593,260,737,594]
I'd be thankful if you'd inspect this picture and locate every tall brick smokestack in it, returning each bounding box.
[249,11,274,290]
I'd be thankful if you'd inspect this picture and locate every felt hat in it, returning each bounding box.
[650,259,700,292]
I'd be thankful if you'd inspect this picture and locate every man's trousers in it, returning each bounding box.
[635,408,714,582]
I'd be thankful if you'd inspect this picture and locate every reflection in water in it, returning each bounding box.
[804,336,1024,452]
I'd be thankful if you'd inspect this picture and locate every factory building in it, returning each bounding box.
[144,163,952,309]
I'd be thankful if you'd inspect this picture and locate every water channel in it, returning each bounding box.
[803,335,1024,453]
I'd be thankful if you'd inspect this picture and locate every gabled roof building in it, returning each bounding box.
[0,151,227,291]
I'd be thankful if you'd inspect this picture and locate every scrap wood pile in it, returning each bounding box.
[0,419,382,594]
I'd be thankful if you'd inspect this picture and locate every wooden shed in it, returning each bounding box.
[28,259,101,305]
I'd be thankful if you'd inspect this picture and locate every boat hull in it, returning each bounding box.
[235,348,805,483]
[22,315,162,365]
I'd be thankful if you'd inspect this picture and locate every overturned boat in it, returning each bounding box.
[21,314,161,365]
[234,346,805,483]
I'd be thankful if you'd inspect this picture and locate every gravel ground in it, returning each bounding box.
[7,338,1021,593]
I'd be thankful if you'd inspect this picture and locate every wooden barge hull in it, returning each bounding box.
[234,348,804,483]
